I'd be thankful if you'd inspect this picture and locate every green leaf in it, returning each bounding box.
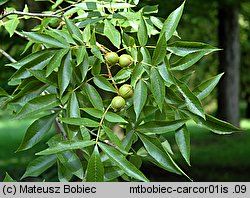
[3,172,16,182]
[9,50,55,82]
[161,140,174,155]
[203,114,242,134]
[105,112,128,123]
[58,51,73,96]
[103,126,126,153]
[67,92,80,118]
[86,145,104,181]
[79,53,89,81]
[80,126,91,141]
[159,1,185,41]
[17,113,57,151]
[91,46,104,61]
[82,108,127,123]
[193,73,224,100]
[142,5,158,14]
[15,94,60,119]
[137,133,181,174]
[75,46,86,66]
[177,83,205,119]
[157,60,175,86]
[57,161,73,182]
[122,32,135,47]
[104,19,121,48]
[103,2,135,9]
[178,71,194,84]
[122,130,136,152]
[137,120,186,134]
[141,46,152,65]
[83,23,91,43]
[184,111,242,134]
[23,32,69,48]
[131,63,145,87]
[137,14,148,46]
[57,151,83,179]
[104,166,124,181]
[91,57,101,76]
[167,41,219,57]
[0,87,8,96]
[36,140,95,155]
[93,76,117,93]
[64,17,83,42]
[21,155,57,179]
[9,80,45,105]
[150,67,165,111]
[82,108,102,118]
[152,36,167,65]
[5,17,19,37]
[76,2,99,10]
[98,142,149,182]
[175,125,190,166]
[133,79,147,120]
[84,83,104,110]
[0,0,9,6]
[59,117,100,127]
[90,28,96,45]
[29,70,57,87]
[171,51,208,71]
[113,69,132,84]
[52,0,63,9]
[7,50,53,70]
[46,48,69,76]
[49,29,76,45]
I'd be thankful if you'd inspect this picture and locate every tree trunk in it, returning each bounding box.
[217,3,240,127]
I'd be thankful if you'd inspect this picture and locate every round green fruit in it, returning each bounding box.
[119,84,133,99]
[118,54,133,67]
[105,52,119,66]
[111,96,126,110]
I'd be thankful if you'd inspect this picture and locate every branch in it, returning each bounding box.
[0,49,16,63]
[54,0,82,14]
[106,62,119,93]
[0,11,62,20]
[55,118,68,140]
[0,0,82,21]
[14,30,29,40]
[96,42,109,54]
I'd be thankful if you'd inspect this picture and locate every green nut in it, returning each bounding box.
[118,54,133,67]
[111,96,126,111]
[119,84,133,99]
[105,52,119,66]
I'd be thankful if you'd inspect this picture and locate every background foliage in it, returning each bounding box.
[0,0,249,182]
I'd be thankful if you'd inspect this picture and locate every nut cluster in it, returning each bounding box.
[105,52,133,68]
[104,51,134,111]
[111,84,134,111]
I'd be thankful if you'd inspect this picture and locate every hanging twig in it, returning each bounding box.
[54,0,82,14]
[0,48,16,63]
[14,30,28,40]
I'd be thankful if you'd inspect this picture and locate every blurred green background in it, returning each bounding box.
[0,0,250,181]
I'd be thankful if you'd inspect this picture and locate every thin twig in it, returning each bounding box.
[106,63,119,94]
[56,118,68,140]
[0,11,62,20]
[95,104,112,143]
[54,0,82,14]
[96,42,109,54]
[14,30,29,40]
[0,49,16,63]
